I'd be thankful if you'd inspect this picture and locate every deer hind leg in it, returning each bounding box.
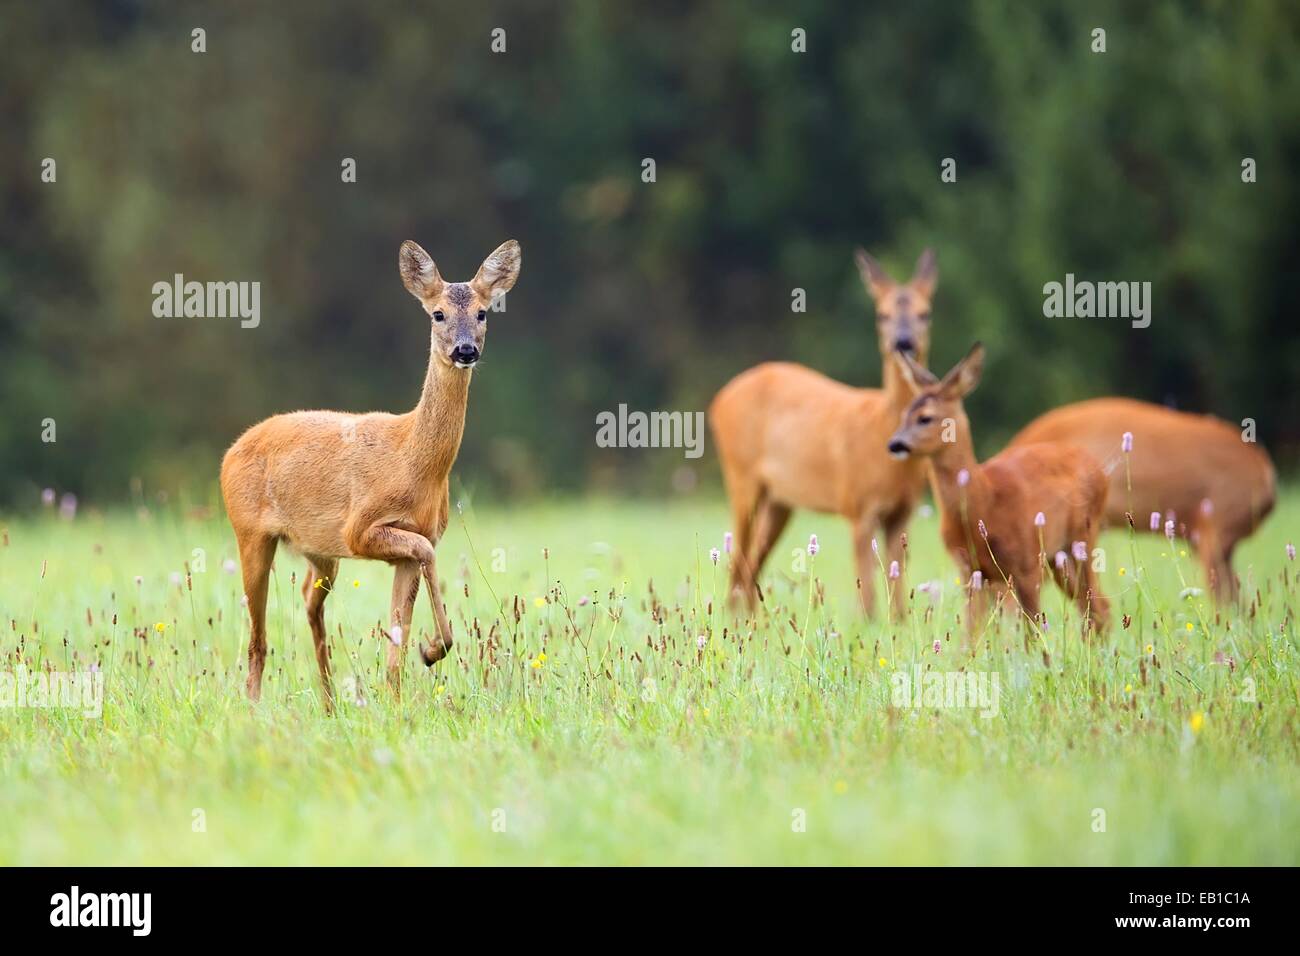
[852,512,882,618]
[1194,513,1238,604]
[419,557,454,666]
[880,505,913,622]
[746,496,792,601]
[237,533,278,703]
[304,556,339,712]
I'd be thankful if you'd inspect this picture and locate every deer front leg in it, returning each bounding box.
[419,557,454,665]
[852,512,881,618]
[351,524,437,693]
[385,562,421,693]
[881,505,913,622]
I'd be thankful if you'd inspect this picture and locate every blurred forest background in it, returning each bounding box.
[2,0,1298,509]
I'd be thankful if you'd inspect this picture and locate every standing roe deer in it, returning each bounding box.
[708,248,938,617]
[888,344,1111,636]
[1009,399,1275,602]
[221,239,521,707]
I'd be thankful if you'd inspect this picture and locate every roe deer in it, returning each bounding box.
[709,248,938,617]
[1010,399,1275,602]
[888,344,1111,637]
[221,239,521,707]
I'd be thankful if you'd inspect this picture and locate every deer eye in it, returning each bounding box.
[918,415,934,425]
[477,310,487,322]
[433,310,445,322]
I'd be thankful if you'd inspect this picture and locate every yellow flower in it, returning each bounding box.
[434,684,446,694]
[538,652,547,663]
[154,622,166,633]
[533,597,546,608]
[702,707,710,716]
[833,780,848,795]
[530,658,542,669]
[1185,622,1194,632]
[1189,711,1204,734]
[877,657,887,668]
[352,579,360,588]
[1124,682,1133,693]
[1119,567,1127,576]
[313,577,328,589]
[1145,644,1154,655]
[1179,549,1187,557]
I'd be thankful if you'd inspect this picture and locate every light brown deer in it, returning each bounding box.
[708,248,938,617]
[1010,399,1275,602]
[888,344,1111,636]
[220,239,521,708]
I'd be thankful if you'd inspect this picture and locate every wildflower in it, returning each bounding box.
[314,577,328,589]
[978,519,988,539]
[970,570,984,591]
[434,684,446,694]
[59,493,78,521]
[1149,512,1160,532]
[1121,432,1133,453]
[155,622,166,633]
[1054,551,1067,570]
[1072,541,1088,562]
[1189,711,1204,734]
[1124,682,1133,693]
[1185,622,1194,632]
[709,547,719,565]
[723,531,733,554]
[222,559,237,574]
[1034,512,1046,528]
[533,596,546,608]
[877,657,888,668]
[1178,587,1202,600]
[807,534,819,557]
[578,595,590,607]
[1145,643,1154,655]
[1287,543,1296,562]
[352,579,360,588]
[888,560,900,580]
[933,640,941,654]
[542,547,550,560]
[169,572,182,587]
[41,488,56,507]
[389,625,403,647]
[957,468,970,488]
[696,634,707,649]
[530,658,542,669]
[1119,567,1127,576]
[538,652,547,663]
[1164,519,1175,541]
[833,780,848,795]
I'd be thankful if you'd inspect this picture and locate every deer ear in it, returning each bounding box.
[940,342,985,399]
[910,247,937,299]
[893,349,938,394]
[854,248,895,301]
[473,240,521,303]
[399,241,442,300]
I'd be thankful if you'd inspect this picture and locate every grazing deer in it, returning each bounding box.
[221,239,521,707]
[1010,399,1275,602]
[709,248,938,617]
[888,344,1111,636]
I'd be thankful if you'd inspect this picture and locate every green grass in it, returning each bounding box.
[0,491,1297,865]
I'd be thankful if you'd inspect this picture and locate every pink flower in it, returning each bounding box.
[709,547,720,565]
[59,493,78,520]
[807,534,819,557]
[932,640,941,654]
[888,560,900,580]
[1286,543,1295,561]
[578,595,591,606]
[1034,511,1046,528]
[1072,541,1088,562]
[978,520,988,539]
[389,625,403,647]
[1149,512,1160,532]
[970,570,984,591]
[1054,551,1067,570]
[1164,519,1175,542]
[41,488,56,507]
[1121,432,1133,453]
[957,468,970,488]
[723,531,733,554]
[870,537,879,555]
[696,634,707,649]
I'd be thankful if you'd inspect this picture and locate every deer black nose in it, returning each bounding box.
[451,344,479,366]
[888,439,910,458]
[895,336,915,354]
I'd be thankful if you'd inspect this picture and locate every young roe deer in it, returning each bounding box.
[220,239,521,707]
[888,344,1111,636]
[1010,399,1275,602]
[708,248,938,617]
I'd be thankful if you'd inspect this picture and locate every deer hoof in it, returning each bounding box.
[421,640,449,667]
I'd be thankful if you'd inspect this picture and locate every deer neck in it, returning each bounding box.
[406,355,471,476]
[881,348,926,409]
[927,412,984,518]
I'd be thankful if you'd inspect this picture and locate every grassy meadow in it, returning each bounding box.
[0,491,1297,865]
